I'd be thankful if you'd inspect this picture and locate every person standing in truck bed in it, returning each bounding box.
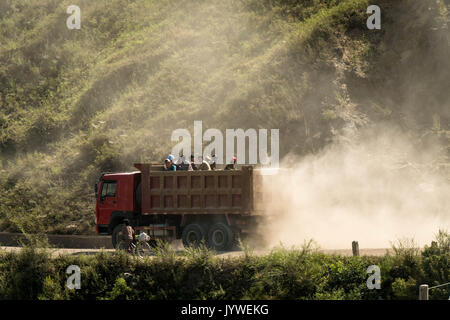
[176,154,193,171]
[225,157,237,170]
[199,156,211,170]
[208,153,217,170]
[164,159,177,171]
[190,154,198,170]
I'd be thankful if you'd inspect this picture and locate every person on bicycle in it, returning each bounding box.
[121,219,135,253]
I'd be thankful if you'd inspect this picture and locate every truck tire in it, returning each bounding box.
[182,223,206,248]
[207,222,234,251]
[112,224,124,248]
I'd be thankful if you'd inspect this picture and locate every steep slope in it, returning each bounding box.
[0,0,448,234]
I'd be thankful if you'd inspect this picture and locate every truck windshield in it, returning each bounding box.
[101,181,117,198]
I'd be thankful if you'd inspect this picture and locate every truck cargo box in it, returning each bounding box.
[134,163,265,215]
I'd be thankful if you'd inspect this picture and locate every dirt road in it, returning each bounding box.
[0,245,392,258]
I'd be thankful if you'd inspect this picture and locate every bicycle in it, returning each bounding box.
[116,232,153,258]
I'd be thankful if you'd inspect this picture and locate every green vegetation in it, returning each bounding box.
[0,0,449,234]
[0,231,448,300]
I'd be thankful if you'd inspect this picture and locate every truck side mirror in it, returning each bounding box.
[94,183,98,195]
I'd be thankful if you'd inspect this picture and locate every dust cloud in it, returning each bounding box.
[260,126,449,249]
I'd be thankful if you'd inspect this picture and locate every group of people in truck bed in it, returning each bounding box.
[163,154,237,171]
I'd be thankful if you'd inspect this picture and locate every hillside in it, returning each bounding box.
[0,0,449,235]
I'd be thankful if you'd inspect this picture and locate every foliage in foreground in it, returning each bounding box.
[0,231,448,300]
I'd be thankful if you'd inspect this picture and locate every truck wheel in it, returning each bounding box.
[207,223,234,251]
[182,223,206,248]
[112,224,124,248]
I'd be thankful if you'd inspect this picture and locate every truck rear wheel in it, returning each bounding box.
[182,223,206,248]
[112,224,124,248]
[207,222,234,251]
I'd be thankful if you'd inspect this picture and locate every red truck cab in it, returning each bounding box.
[95,171,140,234]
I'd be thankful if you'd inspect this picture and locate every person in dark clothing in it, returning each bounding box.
[190,155,198,170]
[164,159,177,171]
[176,154,192,171]
[209,153,217,170]
[199,156,211,170]
[224,156,237,170]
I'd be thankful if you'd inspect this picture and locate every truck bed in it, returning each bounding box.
[134,163,267,216]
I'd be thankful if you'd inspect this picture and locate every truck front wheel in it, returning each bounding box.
[207,223,234,251]
[182,223,206,248]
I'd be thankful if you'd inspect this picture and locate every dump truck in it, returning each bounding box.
[95,163,274,251]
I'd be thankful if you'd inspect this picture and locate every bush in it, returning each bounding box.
[421,230,449,300]
[0,246,52,299]
[391,277,417,300]
[103,277,133,300]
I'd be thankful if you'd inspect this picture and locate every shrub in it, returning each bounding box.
[103,277,133,300]
[0,246,52,299]
[421,230,449,300]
